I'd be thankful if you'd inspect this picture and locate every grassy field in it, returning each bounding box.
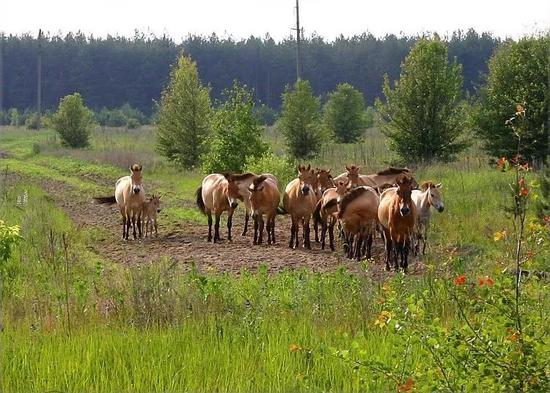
[1,125,548,392]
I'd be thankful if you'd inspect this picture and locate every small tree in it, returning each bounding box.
[202,82,267,173]
[156,55,212,168]
[376,37,467,163]
[278,80,324,159]
[472,36,549,166]
[323,83,367,143]
[50,93,95,148]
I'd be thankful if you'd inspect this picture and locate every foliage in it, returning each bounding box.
[376,37,467,163]
[364,106,375,129]
[244,151,296,189]
[323,83,368,143]
[0,220,22,267]
[8,108,21,126]
[535,166,550,220]
[96,104,147,128]
[202,82,268,173]
[278,80,325,159]
[254,104,278,126]
[471,36,549,165]
[25,112,40,130]
[156,55,212,169]
[49,93,96,148]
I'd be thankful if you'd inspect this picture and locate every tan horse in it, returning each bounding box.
[283,164,317,249]
[378,175,416,272]
[312,168,335,242]
[142,195,162,238]
[248,175,280,245]
[196,173,242,243]
[333,165,372,188]
[412,181,444,255]
[230,172,278,236]
[338,186,380,260]
[94,164,145,240]
[312,178,350,251]
[361,167,417,189]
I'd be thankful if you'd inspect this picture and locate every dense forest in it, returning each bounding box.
[0,30,499,114]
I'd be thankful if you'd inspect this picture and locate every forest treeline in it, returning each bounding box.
[1,30,499,114]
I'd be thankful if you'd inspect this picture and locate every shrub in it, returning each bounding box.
[202,82,267,173]
[278,80,325,159]
[25,113,40,130]
[50,93,95,148]
[254,104,278,126]
[244,151,296,188]
[376,36,467,163]
[8,108,21,126]
[126,117,140,129]
[0,220,22,272]
[156,55,212,169]
[471,36,549,165]
[323,83,368,143]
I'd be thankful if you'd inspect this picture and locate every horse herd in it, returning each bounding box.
[95,164,445,272]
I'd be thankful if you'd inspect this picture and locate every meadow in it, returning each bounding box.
[0,125,548,392]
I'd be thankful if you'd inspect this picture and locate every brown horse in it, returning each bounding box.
[313,178,350,251]
[283,164,317,249]
[338,186,380,260]
[94,164,145,240]
[248,175,280,245]
[196,173,242,243]
[312,168,335,242]
[378,175,416,272]
[361,167,417,189]
[142,195,162,238]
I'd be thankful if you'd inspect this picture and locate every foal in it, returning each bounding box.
[142,195,162,237]
[248,175,280,245]
[411,181,444,254]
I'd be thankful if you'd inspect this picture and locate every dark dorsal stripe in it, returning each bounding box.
[338,187,370,218]
[229,172,256,181]
[376,166,410,176]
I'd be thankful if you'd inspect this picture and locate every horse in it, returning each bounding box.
[377,175,416,272]
[93,164,145,240]
[338,186,380,260]
[142,195,162,238]
[312,168,335,242]
[333,165,372,188]
[227,172,278,236]
[248,175,280,245]
[362,167,418,189]
[196,173,242,243]
[313,178,350,251]
[282,164,318,249]
[412,181,444,255]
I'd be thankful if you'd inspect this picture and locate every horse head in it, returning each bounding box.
[150,194,162,213]
[297,164,315,196]
[396,175,414,217]
[421,181,444,213]
[130,163,143,194]
[345,165,361,187]
[223,173,241,209]
[248,175,267,193]
[317,168,334,193]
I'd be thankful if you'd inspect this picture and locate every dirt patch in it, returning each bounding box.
[7,173,427,277]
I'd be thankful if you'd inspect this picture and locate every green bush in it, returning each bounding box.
[8,108,21,126]
[126,117,140,129]
[25,113,40,130]
[202,82,268,173]
[254,104,278,126]
[156,55,212,168]
[278,80,325,159]
[50,93,96,148]
[244,151,296,188]
[323,83,368,143]
[0,220,22,272]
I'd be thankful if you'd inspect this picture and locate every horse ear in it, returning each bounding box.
[306,164,311,171]
[138,164,142,171]
[345,165,350,171]
[297,165,304,173]
[327,169,331,174]
[436,183,442,189]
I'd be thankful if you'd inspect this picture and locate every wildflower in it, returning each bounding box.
[478,276,494,287]
[374,311,392,328]
[289,343,301,353]
[506,328,520,342]
[520,187,529,197]
[494,231,507,241]
[496,157,507,169]
[398,378,415,392]
[454,275,466,286]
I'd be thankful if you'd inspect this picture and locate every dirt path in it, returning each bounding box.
[10,173,426,277]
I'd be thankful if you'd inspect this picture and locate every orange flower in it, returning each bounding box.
[398,378,415,392]
[518,178,525,187]
[496,157,507,169]
[520,187,529,197]
[454,275,466,286]
[478,276,494,287]
[289,343,301,353]
[486,277,494,287]
[506,329,520,342]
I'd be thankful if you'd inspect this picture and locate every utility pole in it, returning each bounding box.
[37,29,43,130]
[293,0,302,81]
[0,33,4,113]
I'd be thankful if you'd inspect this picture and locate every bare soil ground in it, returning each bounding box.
[8,173,427,277]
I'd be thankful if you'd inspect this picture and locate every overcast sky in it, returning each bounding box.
[3,0,549,40]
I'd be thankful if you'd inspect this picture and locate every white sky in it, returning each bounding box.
[3,0,549,40]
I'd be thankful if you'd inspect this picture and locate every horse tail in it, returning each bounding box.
[196,186,206,214]
[93,196,117,205]
[313,199,323,224]
[276,206,287,215]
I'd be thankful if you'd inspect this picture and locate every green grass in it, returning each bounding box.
[1,125,548,392]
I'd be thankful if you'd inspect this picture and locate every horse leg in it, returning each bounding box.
[121,212,127,240]
[271,216,276,244]
[383,231,392,271]
[355,233,363,261]
[242,211,249,236]
[257,215,265,245]
[227,209,234,241]
[328,223,335,251]
[347,233,355,259]
[314,220,319,243]
[207,212,213,242]
[404,238,410,273]
[253,215,259,245]
[288,219,295,249]
[422,227,428,255]
[214,214,221,243]
[137,211,143,239]
[303,219,311,250]
[266,217,271,244]
[320,222,327,250]
[154,219,158,237]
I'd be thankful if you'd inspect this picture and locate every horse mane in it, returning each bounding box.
[131,163,142,172]
[376,166,410,176]
[252,175,267,188]
[229,172,256,181]
[338,187,369,218]
[420,181,435,191]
